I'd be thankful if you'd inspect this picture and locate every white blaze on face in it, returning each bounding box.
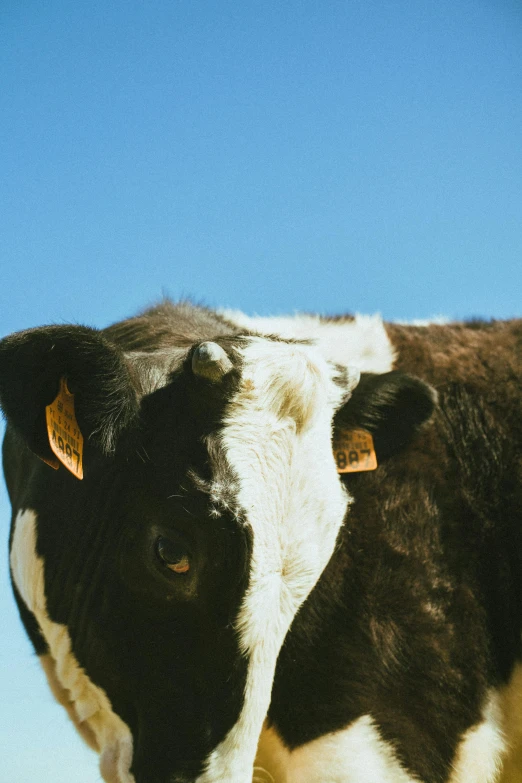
[10,509,135,783]
[199,338,358,783]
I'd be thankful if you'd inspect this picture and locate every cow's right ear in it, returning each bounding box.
[0,325,139,466]
[334,371,437,461]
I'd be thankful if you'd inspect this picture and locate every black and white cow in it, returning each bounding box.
[0,301,520,783]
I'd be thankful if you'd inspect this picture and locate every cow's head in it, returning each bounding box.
[0,324,435,783]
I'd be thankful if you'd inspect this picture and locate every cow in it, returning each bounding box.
[0,300,520,783]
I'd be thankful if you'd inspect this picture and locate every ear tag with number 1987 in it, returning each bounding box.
[45,377,84,480]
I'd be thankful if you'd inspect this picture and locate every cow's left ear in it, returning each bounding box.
[334,371,437,460]
[0,325,140,466]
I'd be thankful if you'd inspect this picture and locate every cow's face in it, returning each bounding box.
[2,327,362,783]
[1,324,436,783]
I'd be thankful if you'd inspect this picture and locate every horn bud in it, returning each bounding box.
[192,342,233,382]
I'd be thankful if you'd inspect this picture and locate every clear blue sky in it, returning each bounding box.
[1,1,521,780]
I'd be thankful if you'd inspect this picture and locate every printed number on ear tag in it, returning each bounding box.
[333,429,378,473]
[45,377,84,480]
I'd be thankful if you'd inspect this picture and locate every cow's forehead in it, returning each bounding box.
[220,335,352,633]
[153,334,351,501]
[220,334,351,430]
[191,335,353,528]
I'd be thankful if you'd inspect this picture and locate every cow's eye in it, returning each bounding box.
[156,537,191,574]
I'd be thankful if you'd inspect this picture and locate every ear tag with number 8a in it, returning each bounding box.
[333,428,378,473]
[45,377,84,480]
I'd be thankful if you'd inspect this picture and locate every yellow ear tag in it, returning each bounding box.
[333,429,378,473]
[45,378,84,480]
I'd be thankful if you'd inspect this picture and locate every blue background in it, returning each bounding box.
[1,2,521,780]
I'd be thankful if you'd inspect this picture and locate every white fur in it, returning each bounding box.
[448,691,505,783]
[219,310,395,373]
[40,653,99,751]
[199,338,355,782]
[392,316,451,326]
[255,716,419,783]
[10,509,135,783]
[254,691,507,783]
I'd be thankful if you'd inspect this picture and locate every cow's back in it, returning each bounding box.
[387,319,522,443]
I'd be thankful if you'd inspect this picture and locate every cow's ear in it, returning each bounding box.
[334,371,437,461]
[0,325,139,465]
